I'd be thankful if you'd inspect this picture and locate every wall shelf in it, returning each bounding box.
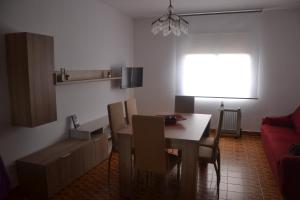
[55,76,121,85]
[54,69,121,86]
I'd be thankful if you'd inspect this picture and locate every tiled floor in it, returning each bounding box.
[7,134,283,200]
[201,134,283,200]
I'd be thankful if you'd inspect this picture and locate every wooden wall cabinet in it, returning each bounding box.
[5,32,57,127]
[17,138,108,199]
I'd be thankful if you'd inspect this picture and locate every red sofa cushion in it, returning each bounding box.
[292,106,300,134]
[262,115,293,127]
[261,125,300,175]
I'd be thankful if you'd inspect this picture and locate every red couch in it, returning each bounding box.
[261,106,300,200]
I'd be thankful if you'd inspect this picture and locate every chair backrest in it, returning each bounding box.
[132,115,167,174]
[214,108,224,148]
[124,98,138,125]
[107,101,126,151]
[174,96,195,113]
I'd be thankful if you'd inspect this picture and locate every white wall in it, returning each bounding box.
[0,0,133,184]
[133,8,300,132]
[134,20,177,113]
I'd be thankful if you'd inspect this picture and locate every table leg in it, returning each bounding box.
[180,141,198,199]
[118,134,132,198]
[203,120,211,137]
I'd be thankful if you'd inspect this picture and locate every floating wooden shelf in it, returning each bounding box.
[55,76,121,85]
[54,69,121,85]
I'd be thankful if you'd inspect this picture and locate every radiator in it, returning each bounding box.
[221,108,242,137]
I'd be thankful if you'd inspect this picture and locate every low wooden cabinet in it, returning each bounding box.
[69,117,110,165]
[17,137,108,199]
[93,134,108,166]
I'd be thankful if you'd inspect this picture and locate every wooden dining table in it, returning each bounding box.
[117,113,212,199]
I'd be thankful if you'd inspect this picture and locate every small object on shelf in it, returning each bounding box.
[107,70,112,78]
[64,69,70,80]
[70,114,80,129]
[57,68,66,82]
[65,73,70,80]
[61,68,66,80]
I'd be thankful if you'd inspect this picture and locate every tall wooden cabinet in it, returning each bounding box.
[5,32,57,127]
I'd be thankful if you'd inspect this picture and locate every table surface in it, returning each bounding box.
[118,113,211,142]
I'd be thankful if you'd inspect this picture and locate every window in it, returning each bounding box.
[181,54,253,98]
[175,13,261,99]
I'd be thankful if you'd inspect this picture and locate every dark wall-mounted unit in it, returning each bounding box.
[121,67,143,88]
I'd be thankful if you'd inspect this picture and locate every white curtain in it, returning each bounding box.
[175,12,262,98]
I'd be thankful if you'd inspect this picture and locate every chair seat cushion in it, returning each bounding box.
[199,136,215,146]
[198,146,214,163]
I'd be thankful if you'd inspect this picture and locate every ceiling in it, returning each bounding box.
[101,0,300,18]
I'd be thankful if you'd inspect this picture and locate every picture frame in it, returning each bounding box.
[70,114,80,129]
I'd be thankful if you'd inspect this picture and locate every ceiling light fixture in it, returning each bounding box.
[151,0,189,36]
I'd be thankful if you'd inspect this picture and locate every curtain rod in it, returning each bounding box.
[177,9,262,17]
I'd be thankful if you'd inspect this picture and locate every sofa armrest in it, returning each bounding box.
[262,115,293,128]
[278,155,300,199]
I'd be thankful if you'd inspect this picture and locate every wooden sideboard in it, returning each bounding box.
[17,136,108,199]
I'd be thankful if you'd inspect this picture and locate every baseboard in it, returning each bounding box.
[210,128,261,136]
[242,130,261,135]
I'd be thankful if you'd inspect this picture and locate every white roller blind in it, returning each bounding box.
[176,12,261,99]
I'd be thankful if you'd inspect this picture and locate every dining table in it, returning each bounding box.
[117,113,212,199]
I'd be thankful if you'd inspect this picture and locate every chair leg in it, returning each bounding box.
[216,149,221,198]
[146,172,149,187]
[177,161,180,183]
[108,152,113,185]
[131,154,135,182]
[213,162,220,198]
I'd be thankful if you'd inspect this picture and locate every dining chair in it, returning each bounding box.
[199,106,224,146]
[174,95,195,113]
[132,115,181,185]
[125,98,182,180]
[198,108,224,197]
[124,98,138,125]
[107,101,127,184]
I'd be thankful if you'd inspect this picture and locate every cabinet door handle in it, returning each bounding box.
[60,152,71,158]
